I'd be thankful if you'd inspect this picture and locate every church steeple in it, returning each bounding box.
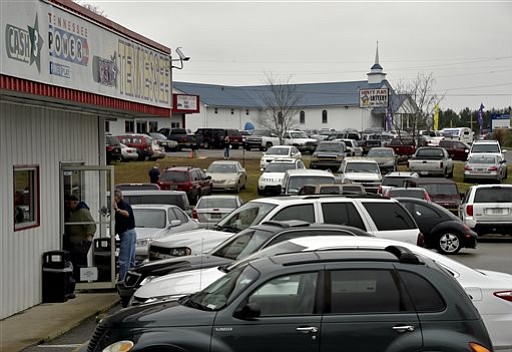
[367,41,386,84]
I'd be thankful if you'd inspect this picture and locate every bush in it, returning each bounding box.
[492,129,512,147]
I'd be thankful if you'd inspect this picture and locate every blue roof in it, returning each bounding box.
[174,80,393,108]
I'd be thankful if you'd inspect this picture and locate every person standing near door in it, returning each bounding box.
[65,194,96,280]
[223,134,230,160]
[113,189,136,282]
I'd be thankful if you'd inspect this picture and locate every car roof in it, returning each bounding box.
[164,166,198,171]
[209,160,240,165]
[131,204,177,210]
[472,139,499,144]
[268,158,298,163]
[384,172,419,178]
[470,184,512,190]
[344,157,378,163]
[249,194,396,206]
[406,177,456,184]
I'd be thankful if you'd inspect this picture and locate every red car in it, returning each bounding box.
[157,166,212,204]
[388,138,416,157]
[439,140,470,161]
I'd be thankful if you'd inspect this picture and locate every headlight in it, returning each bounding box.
[169,247,191,256]
[136,238,153,247]
[102,340,134,352]
[140,276,157,286]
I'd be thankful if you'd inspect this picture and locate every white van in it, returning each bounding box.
[441,127,473,143]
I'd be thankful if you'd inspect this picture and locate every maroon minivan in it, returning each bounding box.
[439,140,470,161]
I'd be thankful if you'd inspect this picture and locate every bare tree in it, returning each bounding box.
[256,74,305,144]
[392,72,444,144]
[73,1,108,17]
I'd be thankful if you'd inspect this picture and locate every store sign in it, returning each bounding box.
[173,94,200,113]
[359,88,389,108]
[1,1,171,108]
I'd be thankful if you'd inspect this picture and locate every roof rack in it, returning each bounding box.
[301,194,384,200]
[384,245,422,264]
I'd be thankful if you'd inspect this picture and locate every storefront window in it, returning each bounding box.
[14,166,40,231]
[148,121,158,132]
[125,120,134,133]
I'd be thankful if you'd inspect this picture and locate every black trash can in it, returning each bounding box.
[93,238,115,281]
[42,250,75,303]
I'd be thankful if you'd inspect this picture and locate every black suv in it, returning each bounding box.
[116,220,371,307]
[105,134,121,164]
[195,128,243,149]
[92,246,493,352]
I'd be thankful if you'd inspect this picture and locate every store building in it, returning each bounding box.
[0,0,173,318]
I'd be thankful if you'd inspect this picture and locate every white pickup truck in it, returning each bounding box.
[282,130,318,154]
[408,147,454,178]
[245,130,281,151]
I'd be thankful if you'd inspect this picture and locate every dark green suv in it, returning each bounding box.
[89,246,493,352]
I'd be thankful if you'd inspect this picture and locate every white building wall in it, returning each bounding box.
[186,103,380,132]
[0,100,100,319]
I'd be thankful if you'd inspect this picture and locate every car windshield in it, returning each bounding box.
[367,149,393,157]
[208,164,237,173]
[316,143,343,152]
[265,163,296,172]
[197,197,238,209]
[345,162,380,173]
[160,171,188,182]
[266,147,290,156]
[468,155,497,164]
[471,144,500,153]
[389,189,426,199]
[288,176,335,193]
[215,202,277,232]
[212,229,274,260]
[133,209,166,229]
[416,148,444,158]
[290,131,308,138]
[474,188,512,203]
[149,133,167,140]
[382,176,409,187]
[184,264,258,311]
[422,183,458,196]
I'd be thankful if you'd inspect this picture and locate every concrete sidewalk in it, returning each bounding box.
[0,291,120,352]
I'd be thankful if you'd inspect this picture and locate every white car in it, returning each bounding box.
[259,145,302,169]
[147,229,234,261]
[258,158,306,195]
[131,204,200,262]
[459,184,512,236]
[282,130,318,154]
[338,157,382,193]
[192,195,243,228]
[120,143,138,161]
[341,139,363,156]
[469,139,506,159]
[378,171,420,195]
[134,235,512,350]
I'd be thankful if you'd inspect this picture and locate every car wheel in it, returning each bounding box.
[449,168,454,178]
[437,231,462,255]
[257,188,264,196]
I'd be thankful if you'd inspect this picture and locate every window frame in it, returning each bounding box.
[322,110,328,124]
[13,165,40,231]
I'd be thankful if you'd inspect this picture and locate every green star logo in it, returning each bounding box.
[27,14,44,72]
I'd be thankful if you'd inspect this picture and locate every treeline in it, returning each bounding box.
[438,107,511,133]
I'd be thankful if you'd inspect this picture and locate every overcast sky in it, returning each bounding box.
[88,0,512,112]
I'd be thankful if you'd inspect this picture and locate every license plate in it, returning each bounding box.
[486,208,504,215]
[211,213,222,219]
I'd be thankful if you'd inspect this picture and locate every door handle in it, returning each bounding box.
[296,326,318,334]
[392,325,415,332]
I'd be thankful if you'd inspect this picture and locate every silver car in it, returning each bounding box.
[193,195,243,228]
[464,154,507,182]
[206,160,247,192]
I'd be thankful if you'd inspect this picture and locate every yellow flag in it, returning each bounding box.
[433,103,440,131]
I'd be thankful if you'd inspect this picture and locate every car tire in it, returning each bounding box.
[449,168,454,179]
[437,231,462,255]
[259,146,265,151]
[257,188,264,196]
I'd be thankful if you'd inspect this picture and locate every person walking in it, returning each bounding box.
[148,163,160,183]
[113,189,136,282]
[223,134,230,160]
[65,195,96,280]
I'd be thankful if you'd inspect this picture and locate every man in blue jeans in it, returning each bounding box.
[113,189,136,282]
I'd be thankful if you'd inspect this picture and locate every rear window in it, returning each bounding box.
[382,176,408,187]
[160,171,189,182]
[171,129,188,135]
[415,148,444,158]
[288,176,335,194]
[123,194,187,210]
[474,188,512,203]
[419,183,458,196]
[363,202,417,230]
[388,189,425,199]
[197,197,238,209]
[471,144,500,153]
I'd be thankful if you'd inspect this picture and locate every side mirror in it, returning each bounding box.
[464,149,469,153]
[260,167,265,172]
[503,149,507,153]
[170,220,182,227]
[234,302,261,320]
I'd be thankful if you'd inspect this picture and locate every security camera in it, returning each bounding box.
[175,47,190,61]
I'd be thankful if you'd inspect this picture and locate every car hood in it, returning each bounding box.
[135,227,167,240]
[367,157,394,164]
[151,230,234,252]
[260,172,285,180]
[129,254,233,277]
[135,267,226,299]
[152,229,229,245]
[207,172,238,181]
[101,300,216,328]
[344,172,382,181]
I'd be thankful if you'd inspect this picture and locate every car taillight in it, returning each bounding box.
[377,186,382,194]
[192,208,198,219]
[106,146,113,151]
[464,165,472,171]
[488,166,498,171]
[416,232,425,247]
[494,291,512,302]
[468,342,492,352]
[466,204,473,216]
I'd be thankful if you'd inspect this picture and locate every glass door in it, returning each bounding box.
[60,164,115,289]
